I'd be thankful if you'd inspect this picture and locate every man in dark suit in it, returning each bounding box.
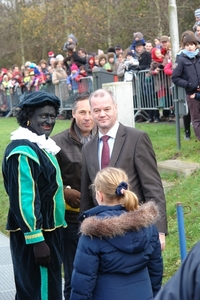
[80,89,167,250]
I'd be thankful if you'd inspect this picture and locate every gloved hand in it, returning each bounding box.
[64,188,81,208]
[33,241,51,267]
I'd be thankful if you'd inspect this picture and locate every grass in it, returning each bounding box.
[0,117,200,283]
[136,122,200,283]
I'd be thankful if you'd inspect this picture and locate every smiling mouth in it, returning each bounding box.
[42,125,52,130]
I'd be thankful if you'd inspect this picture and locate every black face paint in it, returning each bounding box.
[29,105,56,138]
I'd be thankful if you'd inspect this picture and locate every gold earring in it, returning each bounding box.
[27,120,30,126]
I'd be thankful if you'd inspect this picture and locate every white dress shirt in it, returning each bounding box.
[98,121,119,169]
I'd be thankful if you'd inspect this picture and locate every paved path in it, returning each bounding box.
[0,232,65,299]
[0,232,15,299]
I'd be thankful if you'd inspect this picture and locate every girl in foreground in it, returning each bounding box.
[70,167,163,300]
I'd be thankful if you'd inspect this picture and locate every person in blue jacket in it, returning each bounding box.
[155,241,200,300]
[70,167,163,300]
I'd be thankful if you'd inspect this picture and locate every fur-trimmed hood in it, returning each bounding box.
[80,201,159,254]
[80,201,159,237]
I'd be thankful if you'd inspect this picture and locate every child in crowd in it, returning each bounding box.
[104,52,116,71]
[47,51,55,66]
[27,70,36,91]
[67,63,79,94]
[45,66,54,85]
[92,55,99,71]
[75,65,88,93]
[22,69,31,93]
[123,52,139,82]
[70,167,162,300]
[154,37,161,49]
[163,50,175,122]
[193,8,200,32]
[85,56,95,76]
[98,54,107,68]
[39,59,48,76]
[116,53,125,80]
[63,33,78,52]
[130,32,146,52]
[0,74,12,109]
[146,48,165,123]
[0,74,12,93]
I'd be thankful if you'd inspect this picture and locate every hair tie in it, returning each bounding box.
[115,181,128,196]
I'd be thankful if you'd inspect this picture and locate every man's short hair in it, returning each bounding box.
[72,92,90,111]
[89,89,116,106]
[78,48,87,55]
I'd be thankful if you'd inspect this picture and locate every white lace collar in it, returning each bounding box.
[10,127,60,155]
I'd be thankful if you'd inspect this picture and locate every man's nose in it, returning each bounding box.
[99,109,106,116]
[85,112,91,119]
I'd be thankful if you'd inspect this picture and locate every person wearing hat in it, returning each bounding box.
[134,40,152,70]
[63,34,88,74]
[47,51,55,66]
[67,64,79,94]
[193,8,200,32]
[195,22,200,44]
[130,32,146,52]
[2,91,67,300]
[63,33,78,53]
[160,35,170,56]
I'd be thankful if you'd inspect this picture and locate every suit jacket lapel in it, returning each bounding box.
[110,123,125,166]
[91,135,100,172]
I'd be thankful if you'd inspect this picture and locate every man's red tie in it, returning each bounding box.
[101,135,110,169]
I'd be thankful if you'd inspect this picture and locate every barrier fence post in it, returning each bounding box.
[176,202,187,261]
[174,99,181,150]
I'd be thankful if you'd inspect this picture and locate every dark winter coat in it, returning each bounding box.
[52,119,97,223]
[137,50,152,70]
[70,202,163,300]
[172,52,200,95]
[155,241,200,300]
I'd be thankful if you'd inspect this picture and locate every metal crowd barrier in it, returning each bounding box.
[57,77,93,113]
[0,71,186,122]
[0,77,93,117]
[132,69,174,120]
[0,88,22,117]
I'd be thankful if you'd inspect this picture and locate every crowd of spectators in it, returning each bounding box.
[2,4,200,123]
[0,24,191,123]
[0,31,174,121]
